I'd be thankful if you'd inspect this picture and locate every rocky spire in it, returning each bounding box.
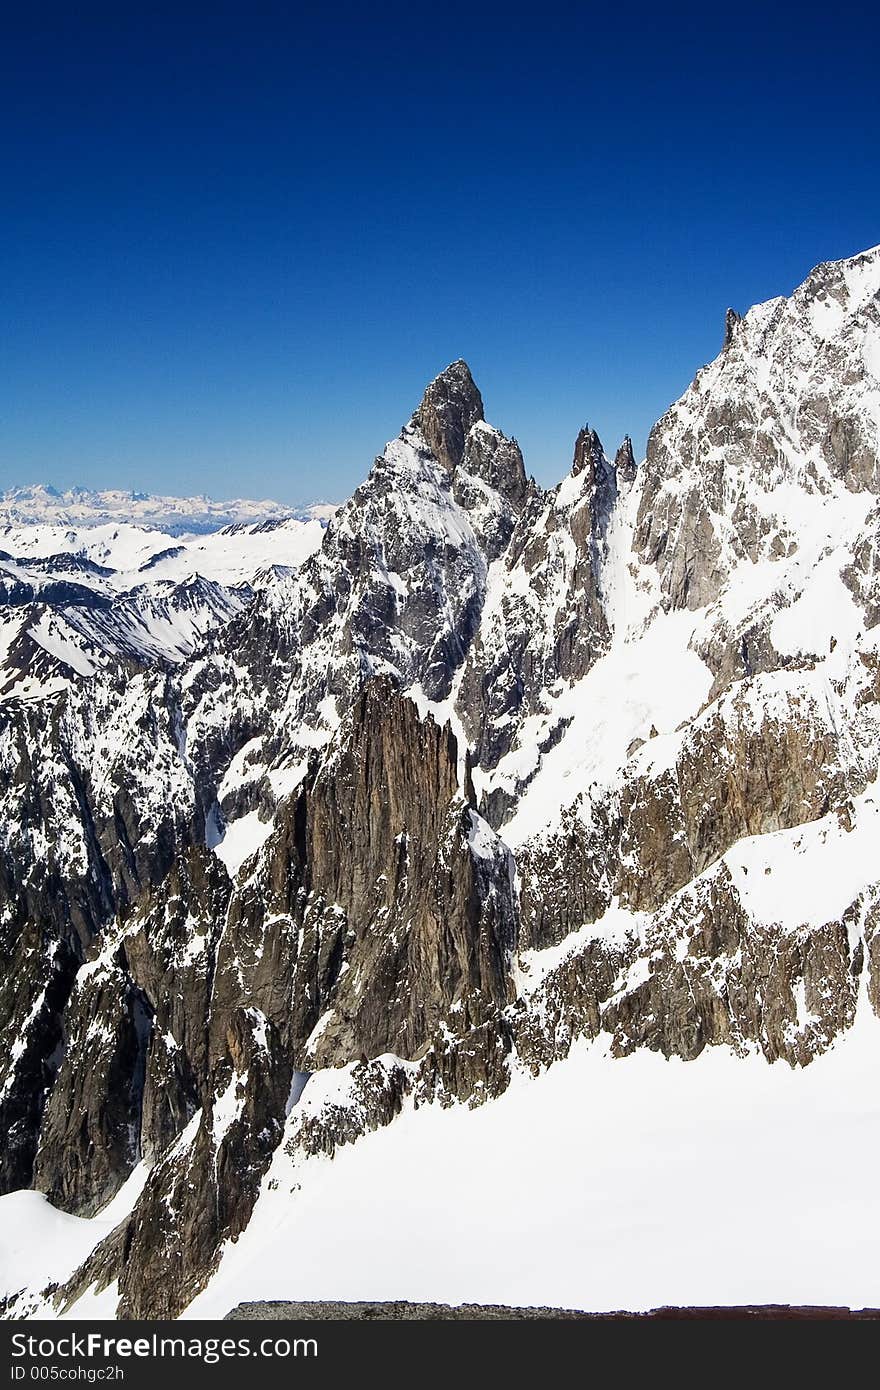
[459,422,530,510]
[566,426,618,565]
[571,426,616,522]
[571,425,605,478]
[723,307,742,349]
[414,359,485,473]
[614,435,637,487]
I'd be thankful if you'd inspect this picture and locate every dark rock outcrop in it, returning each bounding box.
[413,359,485,474]
[38,680,518,1316]
[215,678,517,1070]
[614,435,637,487]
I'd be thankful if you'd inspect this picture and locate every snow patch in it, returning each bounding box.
[212,811,275,878]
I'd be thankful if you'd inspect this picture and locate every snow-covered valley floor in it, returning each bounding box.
[3,952,880,1321]
[180,1014,880,1318]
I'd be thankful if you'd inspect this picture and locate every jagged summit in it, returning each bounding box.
[806,240,880,286]
[723,306,742,348]
[571,426,606,477]
[614,435,637,486]
[413,359,485,473]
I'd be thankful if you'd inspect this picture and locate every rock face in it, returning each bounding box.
[517,666,865,949]
[3,242,880,1320]
[414,359,486,475]
[635,247,880,611]
[456,425,618,778]
[214,678,516,1072]
[14,675,516,1318]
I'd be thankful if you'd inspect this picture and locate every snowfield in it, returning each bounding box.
[182,1016,880,1318]
[6,1005,877,1318]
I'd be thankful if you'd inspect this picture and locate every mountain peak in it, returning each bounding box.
[723,307,742,349]
[571,426,605,478]
[414,360,485,473]
[614,435,637,486]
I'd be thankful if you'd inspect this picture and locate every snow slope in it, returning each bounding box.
[0,516,329,591]
[0,1165,147,1312]
[25,1001,877,1320]
[181,771,880,1316]
[176,1016,880,1317]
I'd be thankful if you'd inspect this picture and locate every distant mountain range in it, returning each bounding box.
[0,484,336,534]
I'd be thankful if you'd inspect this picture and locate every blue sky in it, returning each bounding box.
[2,0,879,503]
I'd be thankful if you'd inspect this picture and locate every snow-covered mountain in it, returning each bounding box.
[0,484,335,534]
[0,511,331,680]
[2,245,880,1320]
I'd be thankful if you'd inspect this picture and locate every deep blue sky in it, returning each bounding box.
[2,1,879,504]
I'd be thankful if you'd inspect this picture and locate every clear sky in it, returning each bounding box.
[2,0,879,504]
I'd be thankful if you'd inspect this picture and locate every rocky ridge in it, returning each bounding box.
[2,246,880,1318]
